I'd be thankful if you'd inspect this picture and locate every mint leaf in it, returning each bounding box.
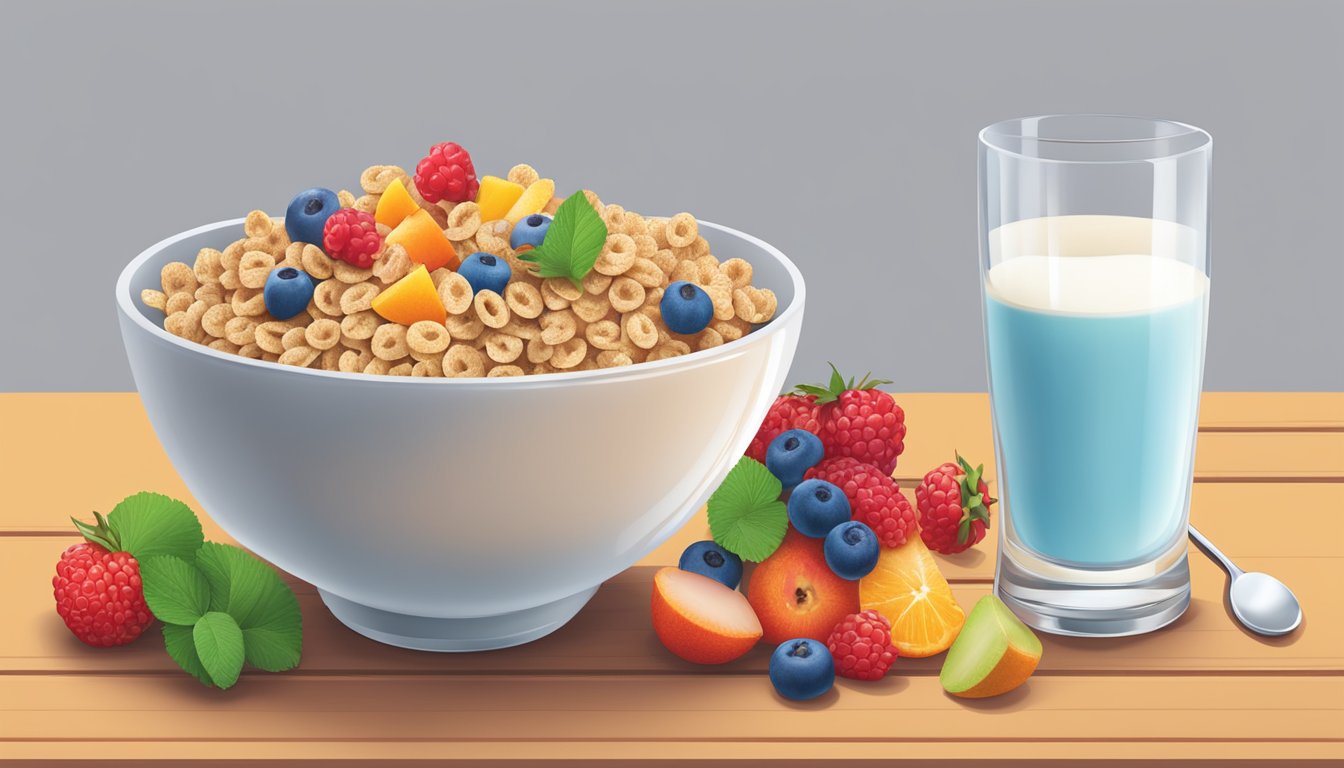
[707,457,788,562]
[195,542,303,672]
[194,612,245,690]
[141,555,211,625]
[106,492,204,561]
[163,623,214,687]
[516,192,607,289]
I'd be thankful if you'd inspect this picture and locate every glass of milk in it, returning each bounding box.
[979,115,1212,637]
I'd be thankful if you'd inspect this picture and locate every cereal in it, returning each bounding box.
[484,331,523,363]
[279,345,320,368]
[665,213,698,248]
[360,165,407,194]
[697,327,725,350]
[437,271,474,315]
[340,282,381,314]
[525,335,554,363]
[608,277,646,313]
[319,346,343,371]
[194,283,225,307]
[539,279,571,311]
[504,281,543,319]
[596,350,634,368]
[669,260,700,284]
[301,244,335,280]
[586,319,622,351]
[254,321,290,354]
[647,339,692,361]
[340,309,381,340]
[333,260,374,284]
[305,318,341,350]
[550,337,588,369]
[446,313,485,342]
[337,189,357,209]
[443,344,486,377]
[363,357,392,376]
[443,201,481,241]
[161,262,198,296]
[194,248,225,285]
[412,357,444,377]
[732,287,777,324]
[239,250,276,289]
[540,310,577,345]
[141,289,167,312]
[281,326,308,350]
[486,364,525,377]
[507,164,540,187]
[572,292,611,323]
[623,311,659,350]
[720,257,753,289]
[238,343,263,359]
[314,280,350,316]
[341,334,373,354]
[202,303,235,338]
[582,270,613,296]
[164,311,202,343]
[207,338,240,355]
[231,286,267,317]
[388,362,414,377]
[243,210,273,238]
[339,349,373,373]
[594,234,637,276]
[474,289,511,329]
[406,320,450,355]
[372,323,409,361]
[224,316,258,346]
[371,243,411,285]
[544,277,583,303]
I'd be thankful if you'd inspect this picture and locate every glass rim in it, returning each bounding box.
[980,114,1211,163]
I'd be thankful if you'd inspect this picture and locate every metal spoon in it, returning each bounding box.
[1189,525,1302,636]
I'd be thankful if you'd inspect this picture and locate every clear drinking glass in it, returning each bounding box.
[979,115,1212,637]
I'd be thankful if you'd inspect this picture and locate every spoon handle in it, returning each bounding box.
[1188,525,1245,579]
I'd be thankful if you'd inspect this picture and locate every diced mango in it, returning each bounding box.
[504,178,556,225]
[375,177,422,229]
[370,264,446,326]
[386,209,458,271]
[476,176,525,223]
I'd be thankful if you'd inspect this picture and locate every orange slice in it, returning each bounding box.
[475,175,525,223]
[860,535,965,658]
[387,208,458,271]
[370,264,446,326]
[374,177,421,229]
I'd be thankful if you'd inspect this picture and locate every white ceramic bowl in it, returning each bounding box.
[117,217,804,651]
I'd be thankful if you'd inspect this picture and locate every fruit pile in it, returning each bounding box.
[651,366,1042,702]
[142,141,780,377]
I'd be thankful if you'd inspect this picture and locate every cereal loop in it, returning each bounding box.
[665,213,698,248]
[544,277,582,302]
[443,344,486,377]
[720,257,753,289]
[446,313,485,341]
[540,310,578,345]
[363,358,392,376]
[625,258,664,289]
[339,349,372,373]
[305,318,341,350]
[224,316,257,346]
[333,260,374,284]
[231,286,267,317]
[623,312,659,350]
[572,292,611,323]
[443,202,481,241]
[194,248,225,285]
[525,336,554,363]
[608,277,646,313]
[340,310,381,340]
[207,338,240,355]
[669,260,700,284]
[697,327,725,350]
[141,289,167,312]
[388,362,414,377]
[406,320,451,355]
[596,350,634,368]
[594,234,636,276]
[161,262,198,296]
[503,281,543,319]
[371,243,411,285]
[202,303,235,338]
[438,271,474,315]
[194,283,225,306]
[507,164,539,187]
[484,331,523,363]
[302,244,335,280]
[243,210,274,238]
[255,321,289,354]
[474,289,511,329]
[486,364,525,377]
[319,346,343,371]
[412,357,444,377]
[281,325,309,350]
[314,280,350,316]
[582,270,613,296]
[372,323,410,361]
[585,319,622,351]
[550,337,588,369]
[340,282,381,314]
[539,279,572,311]
[360,165,407,194]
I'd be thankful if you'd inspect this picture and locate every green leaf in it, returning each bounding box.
[707,457,788,562]
[163,623,214,687]
[106,492,204,562]
[195,542,303,672]
[957,515,972,545]
[827,364,846,394]
[517,192,607,289]
[194,612,245,690]
[141,555,211,625]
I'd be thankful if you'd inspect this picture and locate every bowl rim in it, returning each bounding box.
[116,216,805,387]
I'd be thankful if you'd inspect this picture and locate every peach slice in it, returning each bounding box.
[370,264,446,326]
[940,595,1042,698]
[475,175,525,223]
[651,566,761,665]
[503,178,556,225]
[374,177,421,229]
[386,209,458,272]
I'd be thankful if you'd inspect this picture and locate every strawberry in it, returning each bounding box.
[806,457,917,548]
[745,393,821,464]
[53,512,154,647]
[795,365,906,476]
[916,454,994,555]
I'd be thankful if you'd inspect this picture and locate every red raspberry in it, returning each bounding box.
[745,393,822,464]
[827,610,899,681]
[53,542,153,647]
[917,454,994,554]
[806,457,916,548]
[788,366,905,475]
[322,208,382,268]
[413,142,479,204]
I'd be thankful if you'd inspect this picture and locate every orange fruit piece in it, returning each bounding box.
[651,567,761,665]
[370,264,446,326]
[503,178,555,225]
[860,535,965,658]
[374,177,421,229]
[940,595,1042,698]
[386,208,458,271]
[475,175,525,223]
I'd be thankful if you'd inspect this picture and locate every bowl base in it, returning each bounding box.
[318,586,600,652]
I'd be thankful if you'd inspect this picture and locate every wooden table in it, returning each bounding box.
[2,393,1341,766]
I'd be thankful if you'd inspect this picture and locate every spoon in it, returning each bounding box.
[1188,525,1302,636]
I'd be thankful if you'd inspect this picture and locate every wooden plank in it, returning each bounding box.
[2,393,1340,535]
[1199,392,1344,430]
[0,675,1339,764]
[6,535,1337,676]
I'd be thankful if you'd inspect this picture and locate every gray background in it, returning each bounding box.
[2,0,1340,392]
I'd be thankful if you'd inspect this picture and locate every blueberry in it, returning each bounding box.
[263,266,315,321]
[677,540,743,589]
[458,252,512,296]
[824,521,879,581]
[787,479,852,538]
[769,638,835,701]
[660,280,714,335]
[510,213,552,250]
[284,188,340,247]
[765,429,824,490]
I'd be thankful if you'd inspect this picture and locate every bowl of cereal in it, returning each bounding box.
[116,160,803,651]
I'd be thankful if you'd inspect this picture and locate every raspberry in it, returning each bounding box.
[917,455,994,555]
[827,610,898,681]
[745,394,821,464]
[413,142,479,204]
[806,457,916,548]
[817,387,906,477]
[52,543,153,647]
[322,208,382,268]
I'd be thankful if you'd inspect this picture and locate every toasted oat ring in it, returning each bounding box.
[525,335,554,363]
[243,210,274,238]
[372,323,410,361]
[608,277,646,314]
[582,270,613,296]
[585,319,622,351]
[304,318,342,351]
[474,289,511,329]
[231,286,267,317]
[412,357,444,377]
[665,213,698,248]
[623,312,659,350]
[340,282,381,314]
[165,291,194,315]
[445,313,485,341]
[443,202,482,241]
[550,337,588,369]
[201,303,235,338]
[507,164,540,187]
[161,262,198,296]
[340,310,381,340]
[484,331,524,364]
[503,281,543,320]
[194,248,225,285]
[594,234,637,276]
[540,310,577,345]
[360,165,407,194]
[596,350,634,368]
[486,364,525,377]
[141,289,167,312]
[572,292,611,323]
[443,344,486,377]
[314,280,351,316]
[437,271,474,316]
[406,320,451,355]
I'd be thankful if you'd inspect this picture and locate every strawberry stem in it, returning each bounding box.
[71,512,121,552]
[791,363,894,404]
